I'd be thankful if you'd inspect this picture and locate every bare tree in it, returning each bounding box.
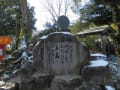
[39,0,73,23]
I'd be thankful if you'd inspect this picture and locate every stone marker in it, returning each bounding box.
[33,32,90,75]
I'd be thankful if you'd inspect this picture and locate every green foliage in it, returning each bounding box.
[73,0,120,25]
[71,0,120,51]
[70,20,90,34]
[0,0,36,40]
[94,0,120,44]
[79,35,97,51]
[94,0,120,23]
[70,21,83,34]
[71,0,113,35]
[85,36,96,50]
[89,23,96,28]
[80,3,114,25]
[95,0,120,7]
[0,0,20,35]
[26,6,36,40]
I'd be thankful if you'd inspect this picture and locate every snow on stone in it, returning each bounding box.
[105,86,115,90]
[90,53,107,60]
[40,32,73,40]
[40,35,48,39]
[55,32,73,35]
[91,53,107,58]
[88,60,108,67]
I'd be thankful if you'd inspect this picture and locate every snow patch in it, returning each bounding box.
[88,60,108,67]
[105,86,115,90]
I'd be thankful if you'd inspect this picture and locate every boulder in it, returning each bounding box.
[81,60,110,84]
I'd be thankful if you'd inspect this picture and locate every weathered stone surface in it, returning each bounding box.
[50,75,82,90]
[33,32,90,75]
[32,73,54,90]
[20,77,35,90]
[78,81,101,90]
[19,73,54,90]
[81,60,110,84]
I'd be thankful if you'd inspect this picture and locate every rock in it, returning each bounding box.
[20,77,35,90]
[0,81,17,90]
[105,85,116,90]
[81,60,110,84]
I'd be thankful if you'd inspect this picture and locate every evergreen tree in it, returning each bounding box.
[0,0,36,39]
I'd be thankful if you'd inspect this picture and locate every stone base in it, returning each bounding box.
[50,75,82,90]
[19,73,54,90]
[20,77,35,90]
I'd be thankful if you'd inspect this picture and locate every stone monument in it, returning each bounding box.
[33,32,90,75]
[33,16,90,75]
[31,16,90,90]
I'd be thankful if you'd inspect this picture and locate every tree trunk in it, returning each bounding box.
[19,0,29,44]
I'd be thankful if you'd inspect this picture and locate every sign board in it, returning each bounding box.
[0,36,11,45]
